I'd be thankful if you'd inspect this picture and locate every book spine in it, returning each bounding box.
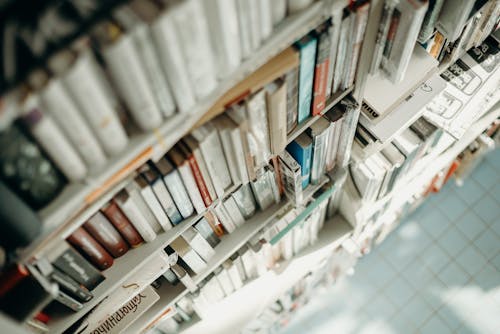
[279,151,303,206]
[436,0,475,42]
[223,197,246,227]
[312,29,331,115]
[62,50,128,156]
[83,212,129,258]
[296,37,318,123]
[67,228,114,271]
[150,179,183,225]
[259,0,273,40]
[285,67,299,134]
[224,260,244,289]
[182,228,215,263]
[218,129,242,187]
[152,13,196,113]
[326,7,343,98]
[101,202,144,248]
[336,101,360,168]
[171,238,207,274]
[248,0,262,51]
[131,24,177,118]
[171,264,197,293]
[192,147,218,201]
[381,9,401,69]
[271,155,285,196]
[128,186,163,233]
[200,131,232,194]
[186,154,213,207]
[231,183,257,219]
[346,3,370,89]
[50,268,93,303]
[139,184,173,231]
[236,0,253,59]
[101,34,163,131]
[205,211,226,238]
[370,1,396,73]
[230,128,250,184]
[194,217,220,248]
[288,0,314,13]
[163,170,195,219]
[287,140,312,189]
[41,79,107,169]
[115,194,157,243]
[52,247,105,290]
[267,82,288,154]
[177,163,206,214]
[247,90,272,167]
[418,0,445,43]
[172,0,217,99]
[309,129,329,184]
[250,170,277,209]
[56,290,83,311]
[213,203,237,234]
[271,0,286,25]
[333,15,351,94]
[21,97,87,181]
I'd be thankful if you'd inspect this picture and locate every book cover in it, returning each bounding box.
[436,0,475,42]
[370,0,397,74]
[170,237,207,274]
[101,201,144,248]
[67,228,114,271]
[114,189,158,242]
[250,169,278,210]
[236,0,253,59]
[182,226,216,263]
[259,0,273,41]
[221,115,251,184]
[286,133,313,189]
[126,181,164,233]
[83,212,129,258]
[223,196,246,227]
[336,98,360,168]
[285,67,299,134]
[231,183,257,219]
[167,147,206,214]
[154,157,195,219]
[323,105,345,171]
[214,267,235,296]
[295,35,318,123]
[312,26,331,115]
[51,245,105,290]
[306,117,330,184]
[133,175,172,232]
[271,0,286,25]
[266,80,288,155]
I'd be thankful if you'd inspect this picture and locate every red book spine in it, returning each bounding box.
[101,201,144,248]
[187,154,213,207]
[83,212,129,258]
[67,228,114,271]
[205,211,225,237]
[312,59,329,115]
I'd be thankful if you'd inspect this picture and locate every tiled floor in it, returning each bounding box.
[280,149,500,334]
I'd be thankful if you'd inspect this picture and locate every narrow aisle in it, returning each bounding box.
[280,149,500,334]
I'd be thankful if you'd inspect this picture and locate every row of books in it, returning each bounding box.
[350,116,443,203]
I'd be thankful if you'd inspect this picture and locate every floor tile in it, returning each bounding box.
[382,275,415,308]
[473,264,500,290]
[438,195,469,222]
[472,162,498,190]
[419,209,452,239]
[455,246,488,276]
[420,243,451,274]
[420,314,453,334]
[490,252,500,272]
[439,228,469,257]
[437,306,463,331]
[399,296,434,327]
[401,258,435,290]
[473,230,500,260]
[489,183,500,204]
[456,178,486,206]
[438,261,471,287]
[472,196,500,225]
[454,211,487,241]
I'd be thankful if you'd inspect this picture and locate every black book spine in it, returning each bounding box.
[50,268,93,303]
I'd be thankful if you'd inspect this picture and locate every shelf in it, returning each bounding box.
[286,86,354,145]
[22,1,333,264]
[181,215,353,334]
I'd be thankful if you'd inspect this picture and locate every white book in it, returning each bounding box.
[152,9,196,113]
[171,263,197,293]
[280,232,294,260]
[191,292,211,319]
[215,268,235,296]
[360,75,446,143]
[436,0,476,42]
[374,152,395,199]
[113,4,177,118]
[247,0,262,51]
[213,118,242,187]
[279,150,303,206]
[170,237,207,274]
[115,189,157,242]
[324,109,344,172]
[201,276,226,302]
[326,5,343,98]
[40,78,107,169]
[149,174,183,225]
[182,227,215,263]
[168,0,217,99]
[213,203,237,233]
[177,158,206,215]
[230,124,250,185]
[287,0,314,14]
[370,0,397,74]
[232,255,247,282]
[126,183,163,233]
[223,197,246,227]
[246,90,271,167]
[341,10,357,90]
[231,183,257,219]
[251,169,277,210]
[345,2,370,89]
[223,259,244,289]
[135,176,172,231]
[203,0,241,78]
[259,0,273,41]
[99,30,163,131]
[271,0,286,25]
[50,49,128,156]
[307,117,330,184]
[239,247,258,279]
[236,0,253,59]
[332,14,351,94]
[21,95,87,181]
[266,81,287,155]
[336,99,360,168]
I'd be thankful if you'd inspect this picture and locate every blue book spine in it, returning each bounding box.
[296,36,318,124]
[286,140,312,189]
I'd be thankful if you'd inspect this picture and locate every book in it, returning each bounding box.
[286,133,313,189]
[223,259,244,289]
[231,183,257,219]
[246,89,272,167]
[259,0,273,41]
[418,0,445,43]
[163,268,180,285]
[332,12,352,94]
[236,0,253,59]
[202,0,241,78]
[126,181,164,233]
[214,267,235,296]
[32,72,107,169]
[134,175,173,231]
[288,0,314,13]
[213,203,237,234]
[326,4,343,98]
[200,275,225,303]
[141,163,183,226]
[205,211,226,238]
[247,0,262,52]
[344,2,370,89]
[410,117,443,156]
[323,105,345,171]
[67,228,114,271]
[370,0,397,74]
[336,97,360,168]
[50,245,105,290]
[56,289,84,311]
[238,246,258,279]
[101,201,144,248]
[48,47,128,156]
[436,0,476,42]
[167,147,206,214]
[183,135,218,201]
[295,35,318,123]
[266,80,287,154]
[151,1,196,113]
[251,169,278,210]
[182,227,216,263]
[381,0,429,83]
[223,196,246,227]
[50,268,93,303]
[193,217,221,248]
[83,212,129,258]
[212,117,242,188]
[0,124,64,209]
[170,237,207,274]
[113,2,177,118]
[93,22,163,131]
[171,263,197,293]
[278,150,303,206]
[154,157,194,219]
[192,124,232,196]
[20,95,87,182]
[363,45,438,122]
[271,0,286,25]
[306,117,330,184]
[114,189,158,243]
[312,25,331,115]
[285,67,299,134]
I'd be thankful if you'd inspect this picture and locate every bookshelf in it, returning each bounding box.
[1,0,499,333]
